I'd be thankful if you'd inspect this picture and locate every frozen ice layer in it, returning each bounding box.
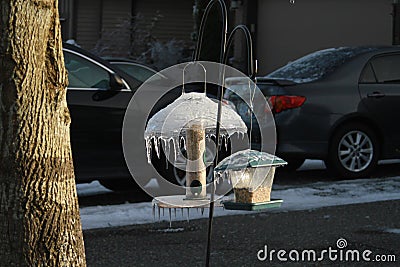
[145,92,247,137]
[215,149,287,172]
[144,92,248,163]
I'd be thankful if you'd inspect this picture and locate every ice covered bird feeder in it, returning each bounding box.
[145,89,247,200]
[215,149,287,210]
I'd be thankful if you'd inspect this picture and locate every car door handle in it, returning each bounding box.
[367,92,385,98]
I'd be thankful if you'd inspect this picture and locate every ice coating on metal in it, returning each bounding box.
[144,92,247,163]
[215,149,287,192]
[215,149,287,171]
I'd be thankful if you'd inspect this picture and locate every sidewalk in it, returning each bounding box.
[83,200,399,266]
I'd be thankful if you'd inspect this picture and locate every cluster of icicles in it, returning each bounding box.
[151,201,233,227]
[144,92,248,164]
[145,132,247,164]
[152,204,205,227]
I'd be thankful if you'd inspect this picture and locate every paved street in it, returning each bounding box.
[83,199,399,266]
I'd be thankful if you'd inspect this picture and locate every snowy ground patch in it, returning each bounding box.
[273,176,400,211]
[77,176,400,230]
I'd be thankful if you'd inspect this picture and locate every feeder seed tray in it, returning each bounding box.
[222,199,283,211]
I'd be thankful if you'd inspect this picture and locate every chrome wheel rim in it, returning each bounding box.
[338,130,373,172]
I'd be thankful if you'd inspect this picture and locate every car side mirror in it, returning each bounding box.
[110,73,125,90]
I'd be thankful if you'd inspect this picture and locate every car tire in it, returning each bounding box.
[327,123,379,178]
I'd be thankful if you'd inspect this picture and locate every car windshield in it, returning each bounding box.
[266,47,378,83]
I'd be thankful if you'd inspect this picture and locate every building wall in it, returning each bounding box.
[256,0,393,75]
[96,0,132,56]
[59,0,75,40]
[74,0,132,54]
[75,0,102,50]
[63,0,194,57]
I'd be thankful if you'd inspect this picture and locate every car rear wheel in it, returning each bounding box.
[327,123,379,178]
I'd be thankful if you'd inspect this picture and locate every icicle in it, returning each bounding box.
[162,138,167,152]
[158,205,161,221]
[168,208,172,228]
[186,208,190,223]
[162,207,165,217]
[181,208,184,217]
[197,208,199,214]
[145,137,152,163]
[171,136,177,162]
[181,136,187,152]
[174,208,177,218]
[152,203,155,221]
[165,154,169,169]
[201,207,205,215]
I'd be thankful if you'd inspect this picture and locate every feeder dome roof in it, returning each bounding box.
[145,92,247,138]
[215,149,287,172]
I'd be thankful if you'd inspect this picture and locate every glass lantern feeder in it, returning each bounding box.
[215,149,287,210]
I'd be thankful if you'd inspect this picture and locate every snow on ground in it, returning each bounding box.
[76,180,112,197]
[384,228,400,234]
[273,176,400,211]
[77,160,400,230]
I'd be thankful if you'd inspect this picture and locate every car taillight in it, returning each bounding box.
[268,95,306,113]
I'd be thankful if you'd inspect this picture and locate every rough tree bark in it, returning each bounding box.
[0,0,86,266]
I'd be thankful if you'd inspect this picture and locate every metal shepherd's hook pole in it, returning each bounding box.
[193,0,227,266]
[194,1,256,266]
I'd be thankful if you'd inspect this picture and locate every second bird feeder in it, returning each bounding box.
[215,149,286,210]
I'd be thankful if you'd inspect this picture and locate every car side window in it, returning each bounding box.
[64,51,111,89]
[369,54,400,84]
[359,62,377,84]
[113,63,156,83]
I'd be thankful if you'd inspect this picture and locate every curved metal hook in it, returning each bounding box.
[223,25,257,79]
[193,0,228,63]
[182,61,207,94]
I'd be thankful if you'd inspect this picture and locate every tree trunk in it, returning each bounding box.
[0,0,86,266]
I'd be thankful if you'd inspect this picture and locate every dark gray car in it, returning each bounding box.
[228,46,400,178]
